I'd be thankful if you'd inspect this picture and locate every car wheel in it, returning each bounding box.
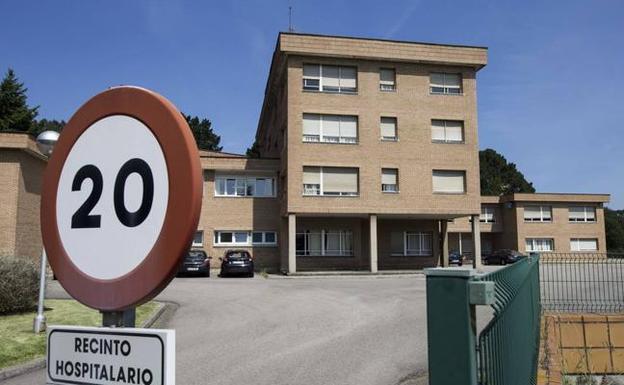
[458,261,463,266]
[248,271,254,278]
[501,259,507,265]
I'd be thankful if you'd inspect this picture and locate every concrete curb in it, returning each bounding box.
[266,271,426,279]
[0,301,176,382]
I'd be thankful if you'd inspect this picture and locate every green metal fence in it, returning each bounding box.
[475,255,541,385]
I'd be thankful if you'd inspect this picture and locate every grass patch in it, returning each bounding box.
[0,299,158,369]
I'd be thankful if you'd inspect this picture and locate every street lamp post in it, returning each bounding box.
[33,130,59,333]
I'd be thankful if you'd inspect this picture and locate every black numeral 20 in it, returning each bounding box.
[71,158,154,229]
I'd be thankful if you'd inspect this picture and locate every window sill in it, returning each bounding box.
[568,221,597,224]
[382,191,400,194]
[379,89,397,93]
[390,254,433,258]
[433,192,467,195]
[429,92,464,96]
[214,195,277,199]
[302,141,359,145]
[302,194,360,198]
[523,221,553,223]
[297,254,355,258]
[431,140,465,145]
[214,244,278,248]
[302,89,358,96]
[381,138,399,142]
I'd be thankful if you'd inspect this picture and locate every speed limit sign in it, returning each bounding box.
[41,86,202,311]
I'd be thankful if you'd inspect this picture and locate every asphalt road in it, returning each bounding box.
[5,272,497,385]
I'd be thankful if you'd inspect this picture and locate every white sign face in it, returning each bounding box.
[47,326,175,385]
[55,115,169,280]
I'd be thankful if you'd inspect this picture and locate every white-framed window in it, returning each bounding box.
[525,238,554,252]
[303,166,359,196]
[192,231,204,247]
[303,64,357,93]
[379,68,396,91]
[480,206,495,223]
[296,230,353,256]
[302,113,358,144]
[430,72,462,94]
[570,238,598,252]
[215,176,275,197]
[569,206,596,222]
[380,117,397,141]
[382,168,398,193]
[432,170,466,194]
[391,231,433,256]
[524,206,552,222]
[431,120,464,143]
[214,231,277,246]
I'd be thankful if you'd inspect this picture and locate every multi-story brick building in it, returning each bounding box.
[0,33,610,273]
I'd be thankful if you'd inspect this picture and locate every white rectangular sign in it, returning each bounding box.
[46,325,175,385]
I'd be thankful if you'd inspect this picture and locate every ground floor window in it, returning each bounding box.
[296,230,353,256]
[214,230,277,246]
[192,231,204,247]
[391,231,433,256]
[525,238,554,252]
[570,238,598,252]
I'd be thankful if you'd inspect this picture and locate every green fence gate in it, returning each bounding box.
[425,255,541,385]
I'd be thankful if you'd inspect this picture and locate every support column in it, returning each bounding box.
[369,214,378,273]
[471,215,482,269]
[440,220,449,267]
[288,214,297,274]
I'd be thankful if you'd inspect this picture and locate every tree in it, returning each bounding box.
[246,139,261,158]
[183,114,222,151]
[31,118,65,136]
[0,68,38,132]
[479,148,535,196]
[605,208,624,252]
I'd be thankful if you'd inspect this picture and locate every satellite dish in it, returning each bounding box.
[36,130,60,157]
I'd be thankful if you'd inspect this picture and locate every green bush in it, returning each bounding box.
[0,256,39,314]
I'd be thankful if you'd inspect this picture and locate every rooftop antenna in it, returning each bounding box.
[288,5,294,32]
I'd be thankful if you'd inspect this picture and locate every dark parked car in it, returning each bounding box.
[178,249,211,276]
[449,250,466,266]
[220,250,254,277]
[483,249,525,265]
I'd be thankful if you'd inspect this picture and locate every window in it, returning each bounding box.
[192,231,204,247]
[296,230,353,256]
[431,120,464,143]
[379,68,396,91]
[302,114,358,144]
[391,231,433,256]
[215,176,275,197]
[570,238,598,252]
[430,72,462,94]
[214,231,277,246]
[303,64,357,93]
[432,170,466,194]
[524,206,552,222]
[382,168,398,193]
[480,206,495,223]
[525,238,554,252]
[303,166,359,196]
[380,117,397,141]
[569,206,596,222]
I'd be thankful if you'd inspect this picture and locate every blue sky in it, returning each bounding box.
[2,0,623,207]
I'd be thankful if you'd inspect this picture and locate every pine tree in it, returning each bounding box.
[183,114,222,151]
[246,139,261,158]
[479,148,535,195]
[0,69,38,132]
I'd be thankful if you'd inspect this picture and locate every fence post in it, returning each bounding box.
[425,268,477,385]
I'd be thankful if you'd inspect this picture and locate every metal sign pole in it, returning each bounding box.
[33,249,48,333]
[102,309,136,327]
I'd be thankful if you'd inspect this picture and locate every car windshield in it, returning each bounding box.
[227,252,249,259]
[187,251,205,259]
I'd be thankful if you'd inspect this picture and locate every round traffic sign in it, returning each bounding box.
[41,86,202,311]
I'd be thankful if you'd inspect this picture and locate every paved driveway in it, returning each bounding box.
[6,272,496,385]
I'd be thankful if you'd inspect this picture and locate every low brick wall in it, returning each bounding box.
[539,314,624,384]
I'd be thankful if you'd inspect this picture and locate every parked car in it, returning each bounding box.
[178,249,211,276]
[449,250,466,266]
[219,250,254,277]
[483,249,525,265]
